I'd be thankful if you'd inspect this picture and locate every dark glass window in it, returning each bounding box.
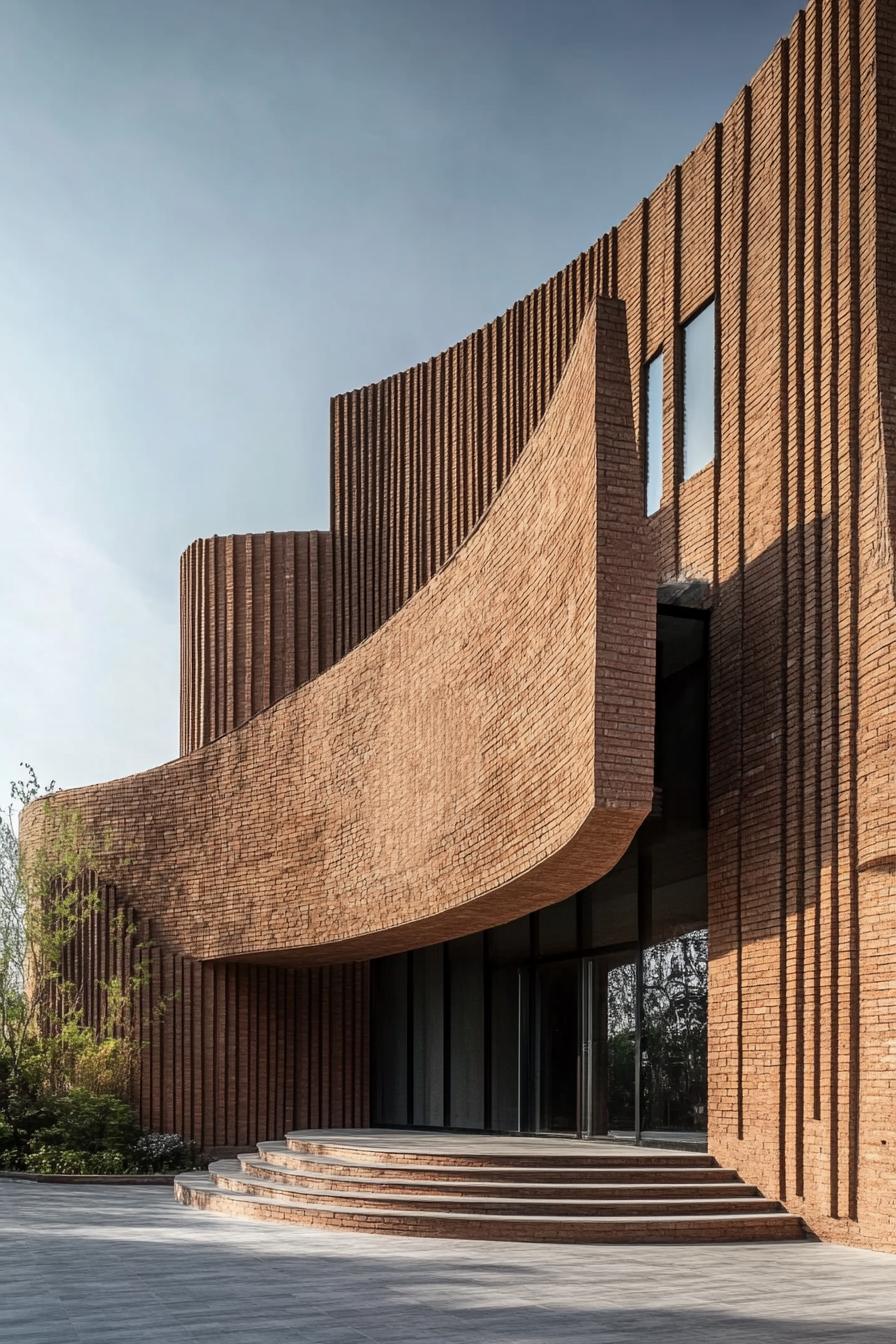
[412,945,444,1125]
[682,301,716,479]
[371,955,408,1125]
[535,960,579,1132]
[537,893,577,957]
[448,934,485,1129]
[490,965,524,1131]
[645,351,664,514]
[487,913,531,963]
[640,930,707,1133]
[604,953,638,1132]
[582,843,638,950]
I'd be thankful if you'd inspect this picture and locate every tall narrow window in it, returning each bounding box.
[645,351,664,515]
[682,300,716,479]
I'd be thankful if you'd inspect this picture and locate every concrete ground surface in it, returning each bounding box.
[1,1183,895,1343]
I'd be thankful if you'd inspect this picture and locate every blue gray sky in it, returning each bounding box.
[0,0,797,792]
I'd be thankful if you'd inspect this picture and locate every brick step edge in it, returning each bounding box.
[283,1135,715,1170]
[214,1167,784,1218]
[175,1175,805,1245]
[269,1149,735,1183]
[245,1155,761,1197]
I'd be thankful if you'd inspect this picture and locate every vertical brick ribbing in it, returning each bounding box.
[178,531,336,752]
[329,240,608,656]
[37,0,896,1251]
[58,876,366,1150]
[319,0,890,1248]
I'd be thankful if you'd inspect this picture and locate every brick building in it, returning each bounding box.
[22,0,896,1250]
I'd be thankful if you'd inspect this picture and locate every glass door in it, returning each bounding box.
[534,959,580,1133]
[582,951,639,1139]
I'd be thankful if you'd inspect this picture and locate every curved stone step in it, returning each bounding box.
[175,1172,805,1244]
[270,1145,736,1186]
[284,1131,714,1170]
[246,1152,762,1200]
[215,1162,783,1218]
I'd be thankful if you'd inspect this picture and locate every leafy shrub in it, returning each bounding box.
[41,1021,139,1100]
[0,1115,17,1170]
[0,770,197,1179]
[130,1131,202,1173]
[0,1081,204,1175]
[24,1146,132,1176]
[29,1088,141,1155]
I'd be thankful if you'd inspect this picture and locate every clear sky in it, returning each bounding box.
[0,0,798,793]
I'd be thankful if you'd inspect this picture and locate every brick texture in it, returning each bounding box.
[24,299,653,964]
[179,530,335,754]
[19,0,896,1252]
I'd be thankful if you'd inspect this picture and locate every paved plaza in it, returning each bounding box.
[1,1182,896,1343]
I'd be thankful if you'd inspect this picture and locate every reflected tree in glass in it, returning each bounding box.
[606,959,637,1131]
[641,929,707,1132]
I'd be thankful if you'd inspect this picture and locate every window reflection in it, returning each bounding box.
[641,930,708,1133]
[683,301,716,479]
[646,351,664,514]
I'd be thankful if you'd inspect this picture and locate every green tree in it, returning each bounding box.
[0,768,148,1162]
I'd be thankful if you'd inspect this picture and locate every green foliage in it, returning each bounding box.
[24,1147,133,1176]
[130,1131,202,1174]
[605,929,708,1133]
[0,767,199,1177]
[28,1088,140,1154]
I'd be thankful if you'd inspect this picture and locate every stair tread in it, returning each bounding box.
[265,1148,733,1179]
[283,1131,709,1159]
[243,1156,755,1193]
[217,1169,778,1211]
[176,1173,800,1226]
[284,1136,714,1164]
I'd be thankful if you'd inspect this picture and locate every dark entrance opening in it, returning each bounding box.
[535,960,580,1132]
[370,606,708,1142]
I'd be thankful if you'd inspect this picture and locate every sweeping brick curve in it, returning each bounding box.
[22,299,655,967]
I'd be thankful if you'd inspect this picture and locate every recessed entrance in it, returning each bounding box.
[371,607,708,1144]
[535,959,579,1132]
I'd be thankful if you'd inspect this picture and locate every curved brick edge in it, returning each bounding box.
[243,1155,763,1199]
[174,1173,804,1244]
[21,298,654,969]
[271,1155,743,1186]
[283,1135,711,1170]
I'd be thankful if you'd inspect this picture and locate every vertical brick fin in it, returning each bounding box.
[824,0,843,1220]
[50,877,367,1151]
[807,0,825,1130]
[787,6,808,1201]
[21,0,896,1256]
[592,298,655,814]
[331,243,602,658]
[671,165,683,573]
[178,530,336,751]
[777,34,792,1203]
[842,0,862,1227]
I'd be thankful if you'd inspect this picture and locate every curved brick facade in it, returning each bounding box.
[24,299,654,966]
[20,0,896,1251]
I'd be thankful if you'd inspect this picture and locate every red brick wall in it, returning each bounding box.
[23,301,654,967]
[20,0,896,1252]
[179,530,334,753]
[54,880,368,1149]
[21,300,654,1149]
[324,0,896,1252]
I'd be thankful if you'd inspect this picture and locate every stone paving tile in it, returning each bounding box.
[2,1184,896,1344]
